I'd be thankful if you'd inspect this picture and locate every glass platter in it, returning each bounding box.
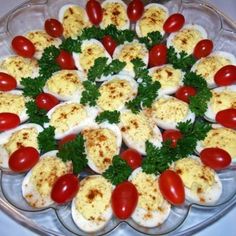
[0,0,236,235]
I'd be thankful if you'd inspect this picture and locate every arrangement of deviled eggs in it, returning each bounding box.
[97,74,138,111]
[81,122,122,174]
[167,24,207,55]
[100,0,130,30]
[0,55,39,88]
[0,123,43,169]
[73,39,112,77]
[136,3,169,37]
[58,4,91,39]
[43,70,85,101]
[129,167,171,227]
[143,95,195,130]
[119,110,162,155]
[22,150,72,208]
[47,101,98,139]
[171,156,222,205]
[149,64,184,96]
[71,175,113,232]
[204,85,236,122]
[191,51,236,88]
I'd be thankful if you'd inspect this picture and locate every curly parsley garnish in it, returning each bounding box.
[80,81,100,106]
[138,31,163,49]
[96,111,120,124]
[59,37,81,53]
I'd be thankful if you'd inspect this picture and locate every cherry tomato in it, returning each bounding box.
[149,44,167,67]
[112,181,138,219]
[11,36,35,58]
[120,149,142,170]
[0,113,20,131]
[175,86,197,103]
[56,50,76,70]
[101,35,117,56]
[51,174,79,204]
[162,130,182,148]
[86,0,103,25]
[163,13,185,33]
[127,0,144,22]
[35,93,59,111]
[44,18,63,38]
[58,134,77,149]
[8,147,39,172]
[193,39,213,59]
[200,147,231,170]
[159,170,185,205]
[214,65,236,86]
[215,108,236,129]
[0,72,17,91]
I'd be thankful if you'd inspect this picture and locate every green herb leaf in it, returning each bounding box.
[37,126,57,153]
[96,111,120,124]
[25,101,49,126]
[80,26,104,40]
[103,59,126,76]
[59,37,81,53]
[57,134,87,175]
[138,31,163,49]
[102,155,132,185]
[80,81,100,106]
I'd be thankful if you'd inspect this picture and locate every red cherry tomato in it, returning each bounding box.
[101,35,117,56]
[58,134,77,149]
[51,173,79,204]
[214,65,236,86]
[149,44,167,67]
[11,36,35,58]
[162,130,182,148]
[175,86,197,103]
[159,170,185,205]
[112,181,138,219]
[86,0,103,25]
[200,147,231,170]
[215,108,236,129]
[120,149,142,170]
[44,18,63,38]
[193,39,213,59]
[56,50,76,70]
[8,147,39,172]
[35,93,59,111]
[163,13,185,33]
[127,0,144,22]
[0,113,20,131]
[0,72,17,91]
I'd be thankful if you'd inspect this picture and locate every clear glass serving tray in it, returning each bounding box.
[0,0,236,235]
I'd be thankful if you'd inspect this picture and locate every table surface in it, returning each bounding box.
[0,0,236,235]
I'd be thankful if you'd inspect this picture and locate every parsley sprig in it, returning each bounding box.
[102,155,132,185]
[57,134,87,175]
[138,31,163,50]
[80,81,100,106]
[59,37,81,53]
[96,111,120,124]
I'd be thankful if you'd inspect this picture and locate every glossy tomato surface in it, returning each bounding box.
[0,72,17,91]
[159,170,185,205]
[35,93,60,111]
[127,0,144,22]
[0,113,20,131]
[51,173,79,204]
[56,50,76,70]
[214,65,236,86]
[175,86,197,103]
[120,149,142,170]
[200,147,231,170]
[163,13,185,33]
[58,134,77,149]
[86,0,103,25]
[162,130,182,148]
[193,39,213,59]
[102,35,117,55]
[149,44,167,67]
[112,181,138,219]
[45,18,63,38]
[215,108,236,129]
[9,147,39,172]
[11,36,35,58]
